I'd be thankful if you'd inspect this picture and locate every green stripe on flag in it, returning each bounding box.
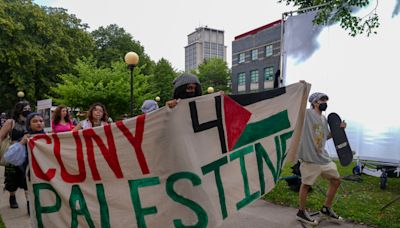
[233,110,291,150]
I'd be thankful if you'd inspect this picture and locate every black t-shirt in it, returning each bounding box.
[11,121,26,142]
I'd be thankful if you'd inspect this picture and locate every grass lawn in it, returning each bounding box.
[263,161,400,228]
[0,217,4,228]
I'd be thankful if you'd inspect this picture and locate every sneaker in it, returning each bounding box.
[9,195,19,209]
[320,206,343,220]
[296,209,318,225]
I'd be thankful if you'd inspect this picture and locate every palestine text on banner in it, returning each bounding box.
[28,82,310,228]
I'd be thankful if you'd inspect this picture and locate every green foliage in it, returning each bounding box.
[195,57,231,94]
[91,24,155,75]
[279,0,380,36]
[50,58,155,118]
[264,161,400,228]
[0,0,94,112]
[149,58,177,106]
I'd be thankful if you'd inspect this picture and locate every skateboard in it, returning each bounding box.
[327,113,353,166]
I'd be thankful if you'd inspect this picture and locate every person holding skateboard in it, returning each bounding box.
[296,92,346,225]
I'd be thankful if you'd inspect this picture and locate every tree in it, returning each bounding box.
[195,58,231,94]
[149,58,177,106]
[91,24,155,75]
[50,58,155,118]
[279,0,380,36]
[0,0,94,112]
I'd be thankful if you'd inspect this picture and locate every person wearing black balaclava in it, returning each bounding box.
[166,73,202,109]
[0,101,31,210]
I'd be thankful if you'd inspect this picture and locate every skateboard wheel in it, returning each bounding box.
[352,165,361,175]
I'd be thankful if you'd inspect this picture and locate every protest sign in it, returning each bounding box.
[28,82,310,228]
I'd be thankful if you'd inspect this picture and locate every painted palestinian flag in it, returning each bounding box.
[28,82,310,228]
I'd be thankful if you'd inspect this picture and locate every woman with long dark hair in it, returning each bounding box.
[0,101,31,210]
[51,105,73,133]
[73,102,109,130]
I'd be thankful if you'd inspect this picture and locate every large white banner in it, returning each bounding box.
[282,3,400,164]
[28,82,310,228]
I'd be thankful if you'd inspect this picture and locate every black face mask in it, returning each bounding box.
[318,103,328,111]
[180,92,197,99]
[22,110,31,117]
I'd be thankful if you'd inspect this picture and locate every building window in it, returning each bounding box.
[265,45,273,57]
[238,73,246,85]
[218,44,224,57]
[250,70,259,91]
[250,70,258,83]
[238,53,245,63]
[251,49,258,60]
[264,67,274,81]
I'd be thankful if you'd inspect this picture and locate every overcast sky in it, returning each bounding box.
[32,0,400,158]
[34,0,292,71]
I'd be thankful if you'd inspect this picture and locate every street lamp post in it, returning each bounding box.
[124,52,139,117]
[17,91,25,100]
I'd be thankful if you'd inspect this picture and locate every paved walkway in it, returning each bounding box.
[0,166,369,228]
[0,167,30,228]
[220,200,369,228]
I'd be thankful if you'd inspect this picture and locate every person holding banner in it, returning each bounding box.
[0,101,31,210]
[4,112,45,214]
[73,102,109,130]
[52,105,74,133]
[166,73,202,109]
[4,112,45,215]
[296,92,346,225]
[141,100,159,114]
